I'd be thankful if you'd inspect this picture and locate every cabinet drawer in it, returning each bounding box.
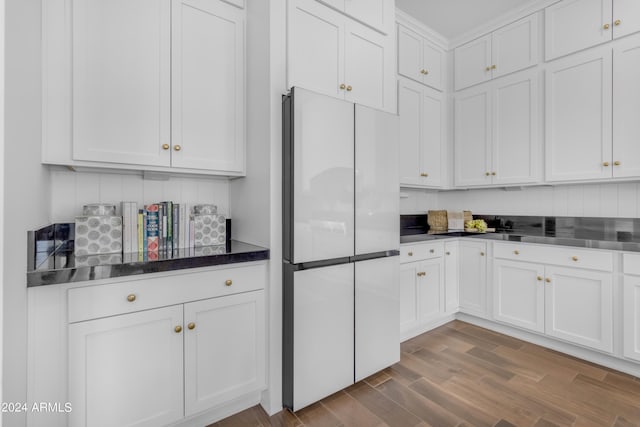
[494,242,613,272]
[400,241,444,263]
[623,253,640,275]
[68,263,266,323]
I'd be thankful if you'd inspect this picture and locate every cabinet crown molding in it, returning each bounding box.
[395,8,449,50]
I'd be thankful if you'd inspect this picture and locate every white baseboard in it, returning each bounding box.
[401,313,457,342]
[170,391,262,427]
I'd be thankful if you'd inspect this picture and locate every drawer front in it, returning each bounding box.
[400,241,444,263]
[623,253,640,276]
[493,242,613,272]
[68,263,266,323]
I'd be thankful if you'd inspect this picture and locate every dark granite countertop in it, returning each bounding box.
[400,214,640,252]
[27,224,269,287]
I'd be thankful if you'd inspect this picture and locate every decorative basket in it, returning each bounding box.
[427,210,448,233]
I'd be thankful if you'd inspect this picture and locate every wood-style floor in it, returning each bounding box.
[211,321,640,427]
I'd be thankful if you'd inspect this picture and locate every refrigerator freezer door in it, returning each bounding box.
[292,263,354,411]
[355,256,400,382]
[293,88,355,264]
[355,104,400,256]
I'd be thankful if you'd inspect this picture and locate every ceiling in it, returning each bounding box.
[395,0,536,40]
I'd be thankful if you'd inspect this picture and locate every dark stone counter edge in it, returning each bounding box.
[27,248,270,287]
[400,232,640,253]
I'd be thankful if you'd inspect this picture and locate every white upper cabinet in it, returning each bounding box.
[398,78,444,188]
[613,35,640,178]
[72,0,172,167]
[318,0,393,34]
[546,47,612,182]
[171,0,245,173]
[545,0,640,61]
[289,0,395,112]
[456,68,540,187]
[398,25,444,90]
[455,13,539,91]
[43,0,246,176]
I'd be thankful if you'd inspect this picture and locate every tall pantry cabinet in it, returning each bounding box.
[42,0,246,176]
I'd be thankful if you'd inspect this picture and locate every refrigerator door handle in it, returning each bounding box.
[350,250,399,263]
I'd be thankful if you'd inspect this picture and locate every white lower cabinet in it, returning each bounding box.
[444,241,459,313]
[69,306,185,427]
[623,274,640,362]
[69,290,265,427]
[493,243,614,353]
[458,240,488,317]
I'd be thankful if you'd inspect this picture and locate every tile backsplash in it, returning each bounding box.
[50,168,230,222]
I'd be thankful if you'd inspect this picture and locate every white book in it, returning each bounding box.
[130,202,138,253]
[179,204,187,249]
[121,202,131,253]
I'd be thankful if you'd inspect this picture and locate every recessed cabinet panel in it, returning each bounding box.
[492,13,538,78]
[398,80,422,187]
[613,36,640,178]
[68,306,184,427]
[545,0,612,60]
[344,22,389,110]
[398,26,423,83]
[418,260,444,323]
[289,0,344,99]
[613,0,640,39]
[458,241,487,317]
[545,266,613,353]
[171,0,244,172]
[422,41,443,90]
[454,34,492,90]
[546,48,612,182]
[492,69,539,185]
[444,242,459,313]
[400,262,420,331]
[345,0,390,34]
[421,89,444,187]
[623,275,640,362]
[454,85,491,187]
[184,291,265,416]
[493,260,545,333]
[72,0,171,166]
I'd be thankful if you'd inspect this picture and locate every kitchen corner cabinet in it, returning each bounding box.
[398,25,444,91]
[454,13,538,91]
[288,0,395,113]
[458,240,488,317]
[545,0,640,61]
[42,0,245,176]
[455,68,540,187]
[398,78,445,188]
[444,241,459,313]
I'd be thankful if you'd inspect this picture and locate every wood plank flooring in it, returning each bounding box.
[211,321,640,427]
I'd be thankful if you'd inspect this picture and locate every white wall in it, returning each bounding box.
[3,0,50,425]
[0,0,5,421]
[49,169,230,222]
[400,188,439,214]
[438,182,640,218]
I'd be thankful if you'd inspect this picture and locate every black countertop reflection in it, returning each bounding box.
[400,214,640,252]
[27,223,269,287]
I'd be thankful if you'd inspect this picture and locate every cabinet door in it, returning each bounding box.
[355,257,400,382]
[454,34,492,90]
[72,0,171,166]
[423,40,443,91]
[545,0,612,60]
[444,242,459,313]
[613,35,640,178]
[545,48,612,182]
[623,275,640,362]
[545,266,613,353]
[398,25,424,83]
[454,84,492,187]
[344,20,394,111]
[68,306,184,427]
[421,87,444,187]
[292,264,354,411]
[612,0,640,39]
[400,262,420,334]
[492,69,540,185]
[492,13,538,78]
[493,260,544,333]
[184,290,265,416]
[171,0,244,172]
[458,241,487,317]
[288,0,345,99]
[418,259,445,324]
[398,79,423,186]
[345,0,393,34]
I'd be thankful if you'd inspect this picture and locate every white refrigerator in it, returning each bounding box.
[283,87,400,411]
